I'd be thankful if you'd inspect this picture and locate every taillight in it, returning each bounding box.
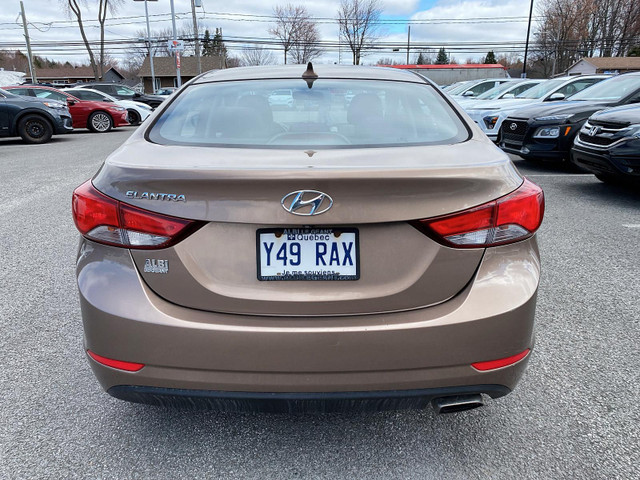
[471,348,530,371]
[413,178,544,248]
[87,350,145,372]
[72,180,202,249]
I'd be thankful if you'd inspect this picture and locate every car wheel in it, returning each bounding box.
[88,111,113,133]
[17,114,53,144]
[127,109,141,126]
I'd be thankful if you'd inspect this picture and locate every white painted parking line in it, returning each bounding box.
[622,224,640,228]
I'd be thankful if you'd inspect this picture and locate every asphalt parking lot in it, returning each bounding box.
[1,128,639,479]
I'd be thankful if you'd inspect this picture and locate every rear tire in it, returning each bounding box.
[88,111,113,133]
[17,115,53,144]
[127,109,141,126]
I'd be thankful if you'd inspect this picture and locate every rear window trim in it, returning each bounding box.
[143,77,473,150]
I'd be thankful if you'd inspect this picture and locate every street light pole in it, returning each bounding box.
[19,1,37,84]
[190,0,201,75]
[170,0,181,87]
[144,0,156,93]
[522,0,534,78]
[406,26,411,64]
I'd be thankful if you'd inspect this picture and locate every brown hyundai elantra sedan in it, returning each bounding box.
[73,64,544,414]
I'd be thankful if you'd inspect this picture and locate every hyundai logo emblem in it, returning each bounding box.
[510,123,518,131]
[281,190,333,216]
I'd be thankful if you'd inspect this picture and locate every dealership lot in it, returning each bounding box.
[1,130,638,479]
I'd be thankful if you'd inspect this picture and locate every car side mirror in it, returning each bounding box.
[462,91,475,97]
[134,92,141,98]
[547,93,565,101]
[67,99,76,106]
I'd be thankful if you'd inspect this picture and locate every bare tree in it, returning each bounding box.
[534,0,588,75]
[241,46,277,66]
[269,4,309,64]
[290,22,323,64]
[533,0,640,76]
[98,0,124,78]
[337,0,382,65]
[226,56,242,68]
[62,0,99,80]
[131,20,210,63]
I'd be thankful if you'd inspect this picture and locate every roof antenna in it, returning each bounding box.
[302,62,318,89]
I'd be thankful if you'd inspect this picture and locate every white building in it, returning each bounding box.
[565,57,640,76]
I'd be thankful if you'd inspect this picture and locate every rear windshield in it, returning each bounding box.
[148,79,469,148]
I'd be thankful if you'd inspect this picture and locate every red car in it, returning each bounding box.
[4,85,129,133]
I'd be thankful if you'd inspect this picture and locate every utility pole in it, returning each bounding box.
[19,1,36,84]
[406,26,411,64]
[134,0,157,93]
[522,0,534,78]
[217,28,224,69]
[170,0,181,87]
[144,0,156,92]
[190,0,201,75]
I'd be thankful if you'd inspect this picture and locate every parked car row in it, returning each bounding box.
[0,83,165,144]
[454,73,640,184]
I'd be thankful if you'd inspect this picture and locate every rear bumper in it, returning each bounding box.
[107,384,511,413]
[77,236,539,408]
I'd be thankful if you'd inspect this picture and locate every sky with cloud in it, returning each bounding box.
[0,0,537,66]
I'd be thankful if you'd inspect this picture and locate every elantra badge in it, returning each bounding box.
[281,190,333,216]
[126,191,186,201]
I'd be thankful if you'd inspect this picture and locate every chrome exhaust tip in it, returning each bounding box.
[432,394,484,414]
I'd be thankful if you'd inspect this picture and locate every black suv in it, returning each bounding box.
[499,73,640,163]
[75,83,164,108]
[0,87,73,144]
[571,104,640,184]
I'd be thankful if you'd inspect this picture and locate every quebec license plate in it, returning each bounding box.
[257,227,359,281]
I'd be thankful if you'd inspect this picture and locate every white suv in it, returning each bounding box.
[465,75,609,141]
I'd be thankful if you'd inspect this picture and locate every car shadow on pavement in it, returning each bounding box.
[110,400,497,475]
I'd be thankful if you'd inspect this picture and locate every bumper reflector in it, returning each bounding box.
[87,350,145,372]
[471,348,530,371]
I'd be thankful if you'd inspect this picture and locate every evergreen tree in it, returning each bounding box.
[212,29,227,60]
[201,29,213,56]
[202,28,228,62]
[435,47,449,65]
[484,50,497,64]
[628,45,640,57]
[416,52,425,65]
